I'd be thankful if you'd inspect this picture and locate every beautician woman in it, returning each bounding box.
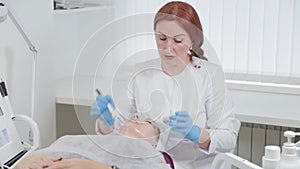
[90,1,240,168]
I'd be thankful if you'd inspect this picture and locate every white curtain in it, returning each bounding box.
[112,0,300,85]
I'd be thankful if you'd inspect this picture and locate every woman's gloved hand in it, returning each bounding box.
[169,111,201,142]
[90,94,115,126]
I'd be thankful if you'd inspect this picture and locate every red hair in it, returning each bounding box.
[154,1,207,61]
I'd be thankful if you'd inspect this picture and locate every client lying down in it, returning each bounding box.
[14,115,174,169]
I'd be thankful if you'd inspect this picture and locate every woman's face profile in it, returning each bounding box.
[119,114,158,147]
[155,20,192,67]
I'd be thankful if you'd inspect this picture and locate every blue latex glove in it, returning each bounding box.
[169,111,201,142]
[90,94,115,126]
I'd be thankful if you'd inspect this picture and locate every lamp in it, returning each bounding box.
[0,3,7,22]
[0,2,37,119]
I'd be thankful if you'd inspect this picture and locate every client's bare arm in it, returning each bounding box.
[46,158,111,169]
[14,154,111,169]
[13,154,56,169]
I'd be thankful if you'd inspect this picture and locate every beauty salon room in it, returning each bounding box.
[0,0,300,169]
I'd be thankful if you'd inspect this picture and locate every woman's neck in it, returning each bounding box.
[162,61,189,76]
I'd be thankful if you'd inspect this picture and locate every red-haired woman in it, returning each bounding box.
[91,1,240,168]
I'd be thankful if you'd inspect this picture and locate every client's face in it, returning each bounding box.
[119,114,159,147]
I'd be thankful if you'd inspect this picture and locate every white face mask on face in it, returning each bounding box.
[119,114,159,146]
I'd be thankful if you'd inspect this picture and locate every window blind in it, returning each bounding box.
[113,0,300,85]
[198,0,300,85]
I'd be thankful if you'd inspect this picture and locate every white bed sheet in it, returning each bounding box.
[31,134,171,169]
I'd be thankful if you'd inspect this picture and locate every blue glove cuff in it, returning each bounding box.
[101,114,115,126]
[186,125,201,142]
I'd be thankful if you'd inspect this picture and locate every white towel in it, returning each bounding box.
[31,134,171,169]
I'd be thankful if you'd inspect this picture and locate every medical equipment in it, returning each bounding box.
[274,131,300,169]
[0,79,40,169]
[262,146,280,169]
[163,116,171,124]
[91,89,118,126]
[261,131,300,169]
[0,1,38,120]
[212,131,300,169]
[96,88,118,117]
[54,0,84,9]
[0,3,7,23]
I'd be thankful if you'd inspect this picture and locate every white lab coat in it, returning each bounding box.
[99,56,240,169]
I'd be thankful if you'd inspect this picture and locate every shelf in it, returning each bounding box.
[53,5,113,15]
[56,94,300,128]
[236,114,300,128]
[56,76,112,106]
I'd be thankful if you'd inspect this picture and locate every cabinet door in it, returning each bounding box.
[56,104,96,138]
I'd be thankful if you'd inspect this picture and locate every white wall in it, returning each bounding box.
[110,0,300,126]
[53,7,115,79]
[53,6,114,93]
[0,0,56,147]
[54,0,300,139]
[3,0,297,150]
[229,88,300,127]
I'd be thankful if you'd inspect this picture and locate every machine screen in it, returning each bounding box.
[0,129,9,148]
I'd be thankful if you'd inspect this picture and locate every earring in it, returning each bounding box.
[187,47,192,55]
